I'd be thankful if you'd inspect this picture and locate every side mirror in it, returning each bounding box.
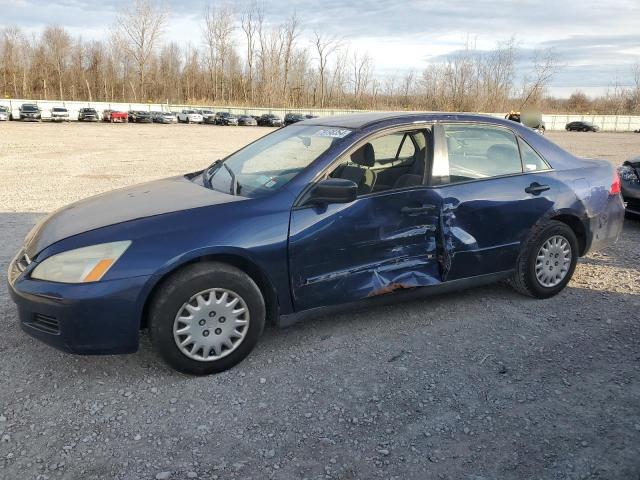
[304,178,358,206]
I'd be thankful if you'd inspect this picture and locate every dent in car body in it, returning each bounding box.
[289,187,441,310]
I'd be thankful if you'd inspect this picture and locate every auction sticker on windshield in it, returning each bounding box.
[313,128,352,138]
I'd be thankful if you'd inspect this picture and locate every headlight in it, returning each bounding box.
[618,165,639,184]
[31,241,131,283]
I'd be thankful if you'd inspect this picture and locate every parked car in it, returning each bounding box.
[128,111,153,123]
[177,110,204,124]
[8,112,624,375]
[215,112,239,126]
[305,114,318,119]
[237,115,257,126]
[257,113,283,127]
[0,106,9,121]
[78,108,99,122]
[153,111,177,124]
[102,110,128,123]
[197,109,217,124]
[565,121,599,132]
[19,103,41,122]
[284,113,304,126]
[618,157,640,217]
[50,107,70,122]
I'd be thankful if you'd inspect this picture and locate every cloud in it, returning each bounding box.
[0,0,638,96]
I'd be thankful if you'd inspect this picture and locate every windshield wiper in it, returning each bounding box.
[222,163,240,195]
[204,159,241,195]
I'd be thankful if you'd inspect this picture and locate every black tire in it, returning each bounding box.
[149,262,266,375]
[508,220,579,299]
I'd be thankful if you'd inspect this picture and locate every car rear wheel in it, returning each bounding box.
[508,220,578,298]
[149,262,266,375]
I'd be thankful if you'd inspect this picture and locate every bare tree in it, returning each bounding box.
[117,0,167,101]
[520,48,559,109]
[281,11,300,103]
[241,1,260,103]
[312,32,339,108]
[351,51,372,106]
[203,2,234,102]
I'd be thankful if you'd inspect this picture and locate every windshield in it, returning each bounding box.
[22,105,38,111]
[206,125,352,198]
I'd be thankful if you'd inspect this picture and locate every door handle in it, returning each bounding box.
[525,182,550,195]
[401,205,435,214]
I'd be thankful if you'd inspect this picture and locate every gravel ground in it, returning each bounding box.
[0,123,639,480]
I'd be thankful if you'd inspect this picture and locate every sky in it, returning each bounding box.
[1,0,639,98]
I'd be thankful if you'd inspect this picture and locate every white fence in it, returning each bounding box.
[2,98,640,132]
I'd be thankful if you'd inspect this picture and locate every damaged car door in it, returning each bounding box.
[431,122,556,280]
[288,128,444,311]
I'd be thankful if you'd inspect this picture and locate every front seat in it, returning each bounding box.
[393,147,426,188]
[336,143,377,194]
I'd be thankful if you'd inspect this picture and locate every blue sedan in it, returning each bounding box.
[8,113,625,374]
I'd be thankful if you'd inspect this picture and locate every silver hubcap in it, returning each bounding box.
[173,288,250,362]
[535,235,572,288]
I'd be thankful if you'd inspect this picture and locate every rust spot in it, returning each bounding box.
[368,282,414,297]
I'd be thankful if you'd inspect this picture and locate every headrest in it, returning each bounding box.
[487,144,518,161]
[350,143,375,167]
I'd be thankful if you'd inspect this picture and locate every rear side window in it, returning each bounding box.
[435,124,522,184]
[518,137,550,171]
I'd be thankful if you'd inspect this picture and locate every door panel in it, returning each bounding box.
[432,123,557,280]
[437,174,556,280]
[288,188,443,311]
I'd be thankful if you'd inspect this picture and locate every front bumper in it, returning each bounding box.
[8,255,150,355]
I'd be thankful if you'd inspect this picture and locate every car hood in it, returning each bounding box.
[24,175,241,257]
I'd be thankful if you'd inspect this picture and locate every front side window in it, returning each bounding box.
[329,129,428,195]
[434,124,522,185]
[206,125,352,198]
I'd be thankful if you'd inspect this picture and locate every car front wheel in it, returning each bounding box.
[149,262,266,375]
[509,220,579,298]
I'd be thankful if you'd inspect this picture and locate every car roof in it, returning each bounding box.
[298,111,516,129]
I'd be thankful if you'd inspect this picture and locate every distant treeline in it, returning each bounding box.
[1,0,639,114]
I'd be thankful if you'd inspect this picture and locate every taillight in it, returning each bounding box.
[610,171,621,195]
